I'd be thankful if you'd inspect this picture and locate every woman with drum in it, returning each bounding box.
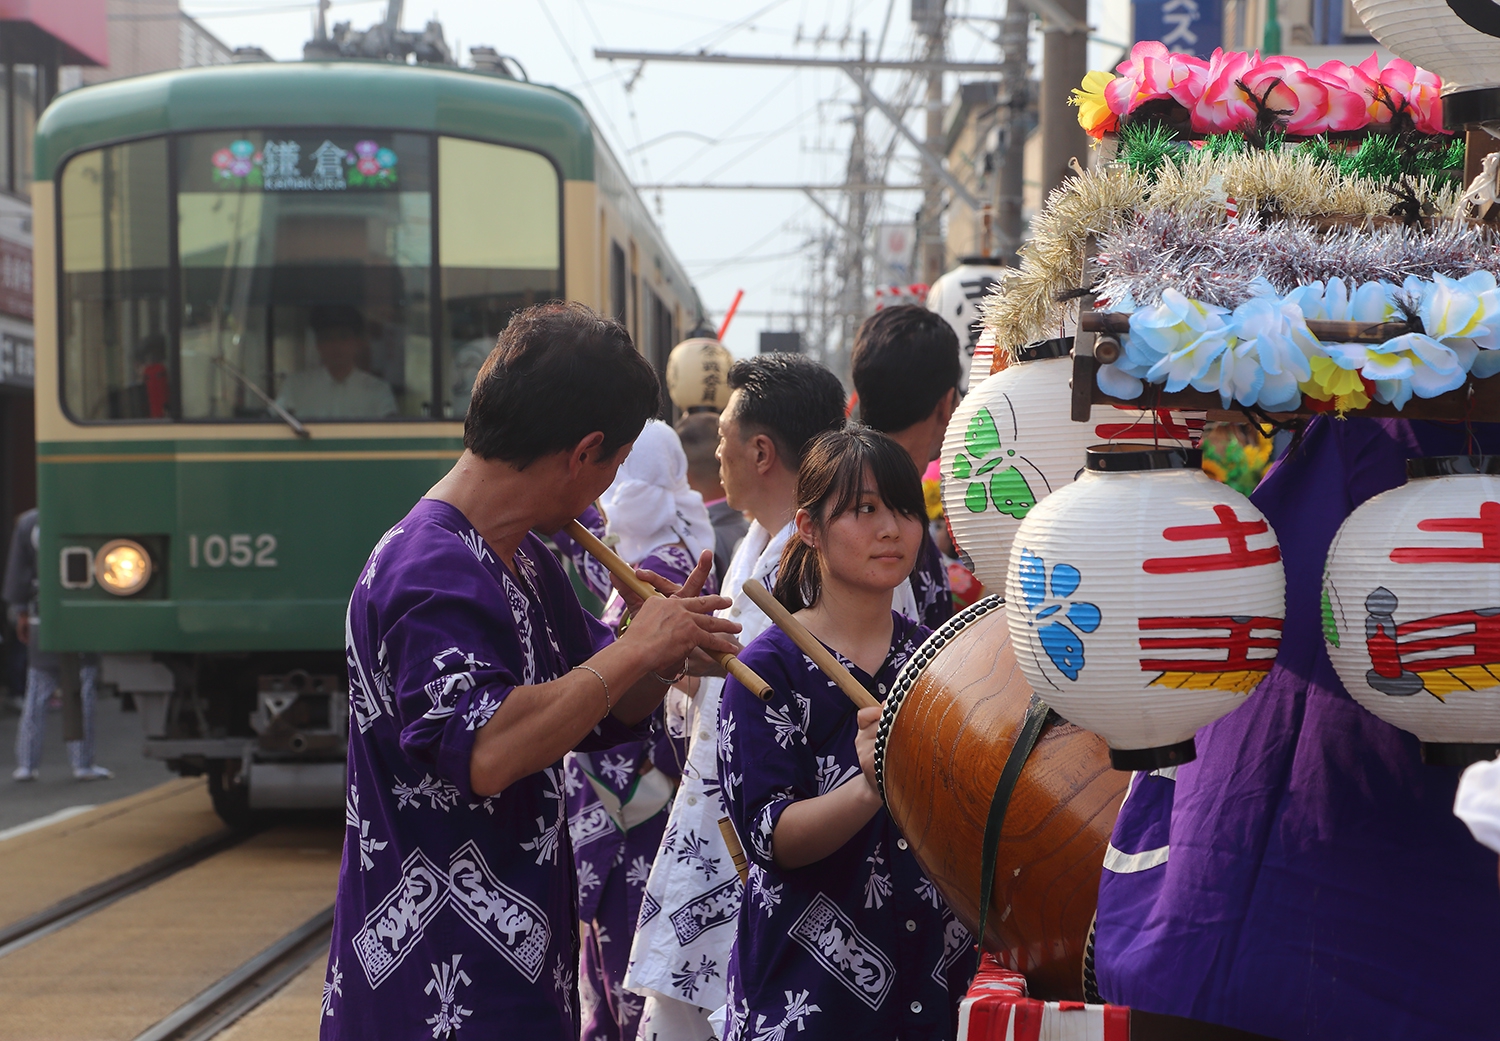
[716,429,976,1041]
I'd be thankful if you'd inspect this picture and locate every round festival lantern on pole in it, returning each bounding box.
[1005,444,1287,769]
[665,337,733,413]
[1323,456,1500,764]
[940,340,1199,594]
[926,260,1008,393]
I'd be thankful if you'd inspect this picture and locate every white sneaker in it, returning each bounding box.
[73,765,113,780]
[11,767,36,781]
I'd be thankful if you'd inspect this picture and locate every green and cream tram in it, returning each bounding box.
[32,59,702,823]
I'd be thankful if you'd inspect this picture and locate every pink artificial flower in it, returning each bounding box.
[1238,56,1367,135]
[1376,59,1446,134]
[357,157,380,176]
[1104,41,1208,115]
[1190,48,1260,133]
[1326,53,1385,126]
[212,148,234,169]
[1239,56,1330,135]
[1314,59,1377,131]
[354,140,379,158]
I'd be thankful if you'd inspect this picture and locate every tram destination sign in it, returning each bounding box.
[189,131,416,193]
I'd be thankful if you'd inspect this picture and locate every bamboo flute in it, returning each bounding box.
[564,519,774,700]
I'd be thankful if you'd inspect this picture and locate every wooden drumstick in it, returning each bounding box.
[717,816,750,885]
[564,520,774,700]
[740,581,880,711]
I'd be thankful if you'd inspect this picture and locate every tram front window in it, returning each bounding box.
[59,130,562,424]
[60,139,173,421]
[176,131,431,420]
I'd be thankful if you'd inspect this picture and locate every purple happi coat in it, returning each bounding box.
[718,614,976,1041]
[570,544,699,1041]
[554,504,615,604]
[1095,417,1500,1039]
[322,498,646,1041]
[910,528,954,630]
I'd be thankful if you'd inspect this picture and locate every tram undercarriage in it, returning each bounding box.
[105,652,348,827]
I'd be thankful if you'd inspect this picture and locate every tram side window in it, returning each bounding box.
[438,137,560,416]
[60,140,172,422]
[176,131,432,421]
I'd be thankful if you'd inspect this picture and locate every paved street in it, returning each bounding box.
[0,693,179,833]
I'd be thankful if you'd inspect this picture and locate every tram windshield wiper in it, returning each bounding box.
[212,357,310,439]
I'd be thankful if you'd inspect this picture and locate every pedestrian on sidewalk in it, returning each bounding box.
[6,508,111,782]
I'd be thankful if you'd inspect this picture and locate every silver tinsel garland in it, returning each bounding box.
[1091,212,1500,311]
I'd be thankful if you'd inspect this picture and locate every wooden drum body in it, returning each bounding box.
[875,595,1127,1000]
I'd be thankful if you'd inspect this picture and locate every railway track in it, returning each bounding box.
[0,828,251,960]
[131,904,334,1041]
[0,805,341,1041]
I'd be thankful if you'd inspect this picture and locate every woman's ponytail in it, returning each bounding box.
[773,537,821,613]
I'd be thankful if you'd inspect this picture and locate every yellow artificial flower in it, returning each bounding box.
[1301,355,1372,413]
[923,478,944,521]
[1070,70,1119,140]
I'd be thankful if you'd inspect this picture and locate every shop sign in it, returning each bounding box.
[0,239,32,321]
[0,332,34,388]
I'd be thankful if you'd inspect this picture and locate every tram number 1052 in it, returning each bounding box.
[188,534,278,569]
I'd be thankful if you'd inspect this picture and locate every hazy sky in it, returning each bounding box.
[183,0,1129,357]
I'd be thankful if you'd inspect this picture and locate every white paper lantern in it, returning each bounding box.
[1005,444,1286,769]
[665,338,733,413]
[1350,0,1500,119]
[940,341,1198,594]
[1323,456,1500,764]
[926,262,1008,392]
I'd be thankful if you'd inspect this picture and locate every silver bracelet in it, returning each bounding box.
[651,658,688,685]
[575,664,611,715]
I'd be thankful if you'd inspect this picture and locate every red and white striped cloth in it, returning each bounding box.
[957,955,1130,1041]
[874,283,930,310]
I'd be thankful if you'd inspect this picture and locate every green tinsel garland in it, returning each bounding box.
[1115,125,1464,193]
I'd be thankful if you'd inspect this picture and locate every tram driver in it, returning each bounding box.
[276,304,398,420]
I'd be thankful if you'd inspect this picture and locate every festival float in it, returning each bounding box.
[879,9,1500,1036]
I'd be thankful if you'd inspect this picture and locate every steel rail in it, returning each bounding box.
[0,828,250,960]
[131,905,335,1041]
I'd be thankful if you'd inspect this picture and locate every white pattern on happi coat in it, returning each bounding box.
[624,521,922,1028]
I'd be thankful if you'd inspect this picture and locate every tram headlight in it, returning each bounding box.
[95,539,152,596]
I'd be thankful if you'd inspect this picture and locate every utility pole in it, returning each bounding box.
[914,0,948,285]
[1039,0,1088,199]
[997,1,1029,265]
[832,86,873,379]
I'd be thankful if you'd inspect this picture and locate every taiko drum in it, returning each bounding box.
[874,596,1126,1000]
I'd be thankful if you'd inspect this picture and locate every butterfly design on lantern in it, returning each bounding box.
[1014,549,1102,681]
[950,406,1041,520]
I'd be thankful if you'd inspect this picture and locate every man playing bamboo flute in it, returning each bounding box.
[320,302,741,1041]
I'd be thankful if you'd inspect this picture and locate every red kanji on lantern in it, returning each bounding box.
[1137,615,1283,674]
[1141,504,1282,575]
[1093,408,1203,443]
[1389,500,1500,564]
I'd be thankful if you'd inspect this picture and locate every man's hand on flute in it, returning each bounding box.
[615,547,741,678]
[471,559,738,798]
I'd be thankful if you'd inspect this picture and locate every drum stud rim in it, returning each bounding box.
[874,594,1005,799]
